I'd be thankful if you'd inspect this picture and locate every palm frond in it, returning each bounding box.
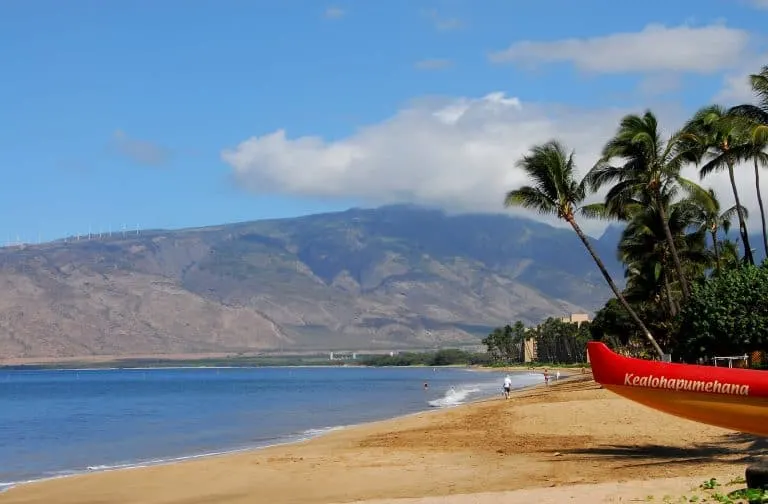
[753,124,768,147]
[728,104,768,124]
[508,140,586,220]
[682,186,720,220]
[750,65,768,110]
[580,202,611,220]
[664,131,702,169]
[684,105,728,132]
[699,151,730,179]
[603,180,647,219]
[755,149,768,168]
[504,186,557,215]
[676,177,711,201]
[721,203,749,223]
[514,140,575,204]
[584,162,623,192]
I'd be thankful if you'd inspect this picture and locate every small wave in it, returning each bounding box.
[289,425,348,443]
[86,463,134,471]
[299,426,346,437]
[428,386,481,408]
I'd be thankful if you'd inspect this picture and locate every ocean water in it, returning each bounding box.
[0,366,542,491]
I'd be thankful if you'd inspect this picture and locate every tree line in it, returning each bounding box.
[360,348,490,367]
[503,65,768,364]
[482,319,591,365]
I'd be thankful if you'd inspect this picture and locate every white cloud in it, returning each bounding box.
[714,53,767,105]
[221,91,768,236]
[324,6,345,19]
[489,24,750,74]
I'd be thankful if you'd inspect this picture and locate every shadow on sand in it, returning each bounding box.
[560,432,767,468]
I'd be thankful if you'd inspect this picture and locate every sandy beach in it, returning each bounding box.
[1,375,763,504]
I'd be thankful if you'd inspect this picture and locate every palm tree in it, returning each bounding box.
[619,194,711,313]
[730,65,768,142]
[747,72,768,259]
[748,143,767,257]
[728,67,768,258]
[585,111,697,301]
[718,238,744,269]
[619,218,675,315]
[504,140,665,358]
[688,188,748,273]
[751,65,768,108]
[684,105,755,265]
[751,66,768,146]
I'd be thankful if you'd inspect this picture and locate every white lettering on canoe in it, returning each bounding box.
[622,373,749,396]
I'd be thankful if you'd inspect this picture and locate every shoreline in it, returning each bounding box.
[0,424,352,496]
[0,369,528,494]
[2,374,753,504]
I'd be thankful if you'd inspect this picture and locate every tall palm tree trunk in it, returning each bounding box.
[566,216,665,359]
[728,160,755,265]
[656,195,690,300]
[710,229,722,273]
[754,157,768,258]
[662,271,678,317]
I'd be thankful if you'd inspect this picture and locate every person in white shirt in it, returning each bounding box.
[503,375,513,399]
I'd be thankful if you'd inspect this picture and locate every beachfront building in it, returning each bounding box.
[560,313,590,326]
[522,336,536,363]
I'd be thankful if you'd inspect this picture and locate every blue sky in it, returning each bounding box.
[1,0,766,243]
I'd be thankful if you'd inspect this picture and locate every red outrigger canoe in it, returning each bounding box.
[586,342,768,437]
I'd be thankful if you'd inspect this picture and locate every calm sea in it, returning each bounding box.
[0,366,542,491]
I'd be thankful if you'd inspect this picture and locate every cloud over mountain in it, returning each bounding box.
[222,87,767,235]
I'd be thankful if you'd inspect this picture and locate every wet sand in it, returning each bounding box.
[1,375,762,504]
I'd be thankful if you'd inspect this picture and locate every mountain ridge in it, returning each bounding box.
[0,205,623,359]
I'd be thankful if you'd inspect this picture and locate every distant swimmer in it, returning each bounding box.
[424,382,429,390]
[503,375,512,399]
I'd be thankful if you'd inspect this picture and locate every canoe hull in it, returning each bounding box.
[602,384,768,436]
[587,342,768,437]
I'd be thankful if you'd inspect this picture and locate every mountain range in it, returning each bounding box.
[0,205,628,360]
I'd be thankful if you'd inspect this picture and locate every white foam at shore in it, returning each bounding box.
[428,386,481,407]
[427,373,544,408]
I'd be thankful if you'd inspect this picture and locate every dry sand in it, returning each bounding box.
[1,376,764,504]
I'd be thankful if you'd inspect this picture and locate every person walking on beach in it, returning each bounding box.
[543,369,550,387]
[503,375,512,399]
[555,370,561,382]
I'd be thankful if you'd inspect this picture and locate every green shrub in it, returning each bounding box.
[674,263,768,362]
